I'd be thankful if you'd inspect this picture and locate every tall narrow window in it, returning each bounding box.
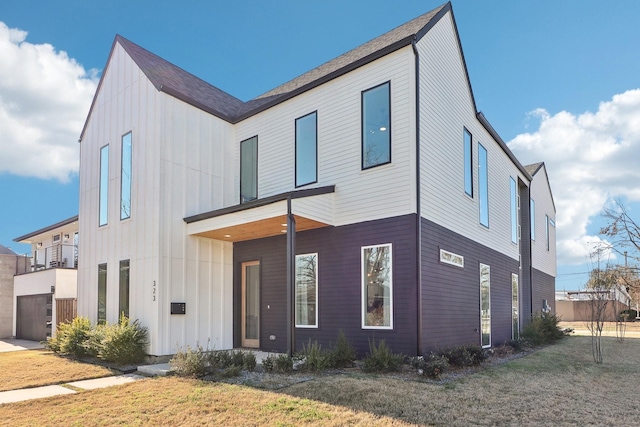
[295,253,318,327]
[362,82,391,169]
[510,178,518,243]
[362,243,393,329]
[98,263,107,324]
[512,273,519,339]
[121,132,132,220]
[119,260,130,318]
[545,215,550,251]
[295,112,317,187]
[464,128,472,196]
[240,136,258,203]
[480,263,491,348]
[99,145,109,226]
[478,144,489,227]
[530,199,536,241]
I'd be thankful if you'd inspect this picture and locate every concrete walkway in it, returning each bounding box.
[0,339,45,353]
[0,374,145,405]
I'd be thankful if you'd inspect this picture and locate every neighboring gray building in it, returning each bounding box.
[0,245,27,338]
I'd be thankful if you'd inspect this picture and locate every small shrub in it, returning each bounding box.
[410,353,450,379]
[506,337,530,352]
[97,315,148,365]
[243,352,257,372]
[208,350,231,369]
[521,312,565,346]
[619,309,638,322]
[46,317,92,357]
[230,350,245,367]
[362,339,405,372]
[220,365,242,378]
[83,323,108,357]
[262,354,293,373]
[296,340,331,372]
[329,330,357,368]
[439,345,485,367]
[170,344,208,377]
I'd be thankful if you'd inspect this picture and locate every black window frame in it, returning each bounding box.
[295,111,318,188]
[464,127,473,197]
[240,135,258,204]
[119,259,130,318]
[361,81,392,170]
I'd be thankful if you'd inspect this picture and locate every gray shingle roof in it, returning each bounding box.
[0,244,16,255]
[525,162,544,176]
[80,3,449,139]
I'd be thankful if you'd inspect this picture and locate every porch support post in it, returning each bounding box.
[286,196,297,356]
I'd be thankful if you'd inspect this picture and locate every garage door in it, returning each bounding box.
[16,294,52,341]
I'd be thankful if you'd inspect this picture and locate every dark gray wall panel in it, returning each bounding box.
[532,268,556,315]
[518,182,533,323]
[420,218,519,353]
[234,214,419,356]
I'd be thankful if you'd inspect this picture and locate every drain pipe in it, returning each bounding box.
[412,37,423,356]
[286,195,297,356]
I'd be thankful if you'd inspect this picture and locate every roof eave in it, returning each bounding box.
[14,215,79,243]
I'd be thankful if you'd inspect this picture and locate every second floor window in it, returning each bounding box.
[464,128,472,196]
[121,132,132,220]
[99,145,109,227]
[362,82,391,169]
[295,112,318,187]
[510,177,518,244]
[478,143,489,227]
[240,136,258,203]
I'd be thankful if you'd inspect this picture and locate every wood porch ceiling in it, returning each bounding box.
[193,215,330,242]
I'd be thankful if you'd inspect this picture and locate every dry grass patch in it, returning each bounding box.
[0,350,114,392]
[0,377,413,426]
[2,337,640,426]
[283,336,640,426]
[560,320,640,338]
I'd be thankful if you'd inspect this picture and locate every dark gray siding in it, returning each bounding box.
[532,268,556,315]
[420,218,519,353]
[233,214,418,356]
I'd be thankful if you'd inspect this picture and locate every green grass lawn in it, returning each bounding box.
[1,336,639,426]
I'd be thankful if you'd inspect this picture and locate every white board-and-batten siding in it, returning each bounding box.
[78,43,235,356]
[530,166,556,277]
[234,46,417,227]
[417,12,526,261]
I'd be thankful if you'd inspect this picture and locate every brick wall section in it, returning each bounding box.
[420,218,520,353]
[233,214,418,357]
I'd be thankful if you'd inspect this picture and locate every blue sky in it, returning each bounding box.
[1,0,639,290]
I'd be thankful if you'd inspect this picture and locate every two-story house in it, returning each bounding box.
[77,2,556,358]
[12,216,79,340]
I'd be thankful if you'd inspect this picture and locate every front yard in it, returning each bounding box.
[1,329,640,425]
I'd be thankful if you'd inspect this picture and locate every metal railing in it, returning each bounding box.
[15,243,78,275]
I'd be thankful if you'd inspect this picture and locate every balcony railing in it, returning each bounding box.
[16,243,78,275]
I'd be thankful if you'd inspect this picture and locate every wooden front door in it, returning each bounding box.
[241,261,260,348]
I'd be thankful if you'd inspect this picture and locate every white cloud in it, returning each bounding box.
[0,22,98,182]
[509,89,640,265]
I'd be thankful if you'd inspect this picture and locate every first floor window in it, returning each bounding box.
[362,82,391,169]
[98,263,107,324]
[362,243,393,329]
[480,263,491,347]
[512,273,519,339]
[295,253,318,327]
[119,260,130,318]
